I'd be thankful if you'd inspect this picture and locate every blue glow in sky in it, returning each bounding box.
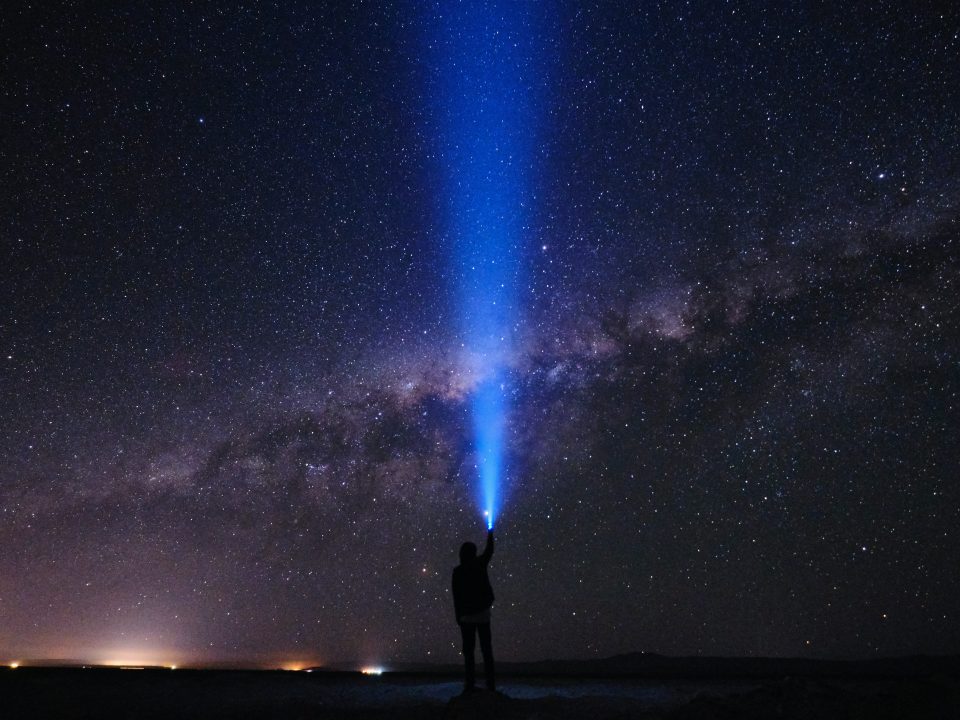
[425,2,546,528]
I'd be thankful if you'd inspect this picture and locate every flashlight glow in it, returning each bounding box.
[422,2,545,531]
[475,374,505,530]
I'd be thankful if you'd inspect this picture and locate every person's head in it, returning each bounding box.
[459,541,477,565]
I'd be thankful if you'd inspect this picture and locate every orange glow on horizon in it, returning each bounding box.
[99,653,181,669]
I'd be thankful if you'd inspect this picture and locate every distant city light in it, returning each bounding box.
[361,666,384,675]
[9,662,19,669]
[102,657,160,668]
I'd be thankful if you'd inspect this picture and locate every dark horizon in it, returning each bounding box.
[6,650,960,677]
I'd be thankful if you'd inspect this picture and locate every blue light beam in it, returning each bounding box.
[422,3,547,529]
[475,371,505,530]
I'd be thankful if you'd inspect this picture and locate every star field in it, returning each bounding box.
[1,1,959,666]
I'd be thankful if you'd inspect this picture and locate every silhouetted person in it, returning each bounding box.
[452,528,495,692]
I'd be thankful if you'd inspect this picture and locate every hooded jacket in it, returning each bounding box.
[452,532,495,621]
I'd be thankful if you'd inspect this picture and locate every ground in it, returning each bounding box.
[1,668,957,719]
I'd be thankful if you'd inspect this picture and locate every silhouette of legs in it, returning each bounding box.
[459,622,477,689]
[459,622,495,691]
[477,622,495,691]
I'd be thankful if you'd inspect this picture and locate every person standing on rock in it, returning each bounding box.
[452,528,495,692]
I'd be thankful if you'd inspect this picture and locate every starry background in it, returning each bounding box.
[2,1,959,666]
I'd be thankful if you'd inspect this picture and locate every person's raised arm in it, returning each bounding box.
[480,528,494,564]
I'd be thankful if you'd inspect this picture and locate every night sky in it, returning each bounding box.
[2,1,959,667]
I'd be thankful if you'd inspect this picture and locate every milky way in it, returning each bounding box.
[1,2,959,665]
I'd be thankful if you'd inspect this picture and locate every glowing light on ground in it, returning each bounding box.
[361,666,384,676]
[98,650,181,669]
[103,659,140,667]
[87,636,185,669]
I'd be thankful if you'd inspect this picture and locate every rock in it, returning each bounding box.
[444,689,523,720]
